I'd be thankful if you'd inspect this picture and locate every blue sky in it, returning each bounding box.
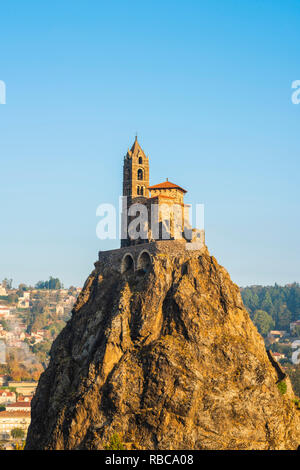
[0,0,299,287]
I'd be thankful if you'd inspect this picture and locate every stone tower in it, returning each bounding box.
[123,136,149,199]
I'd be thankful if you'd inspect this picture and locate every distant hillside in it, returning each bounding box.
[240,283,300,336]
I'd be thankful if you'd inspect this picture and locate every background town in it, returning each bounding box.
[0,278,81,449]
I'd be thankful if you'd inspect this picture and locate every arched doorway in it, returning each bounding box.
[121,254,134,274]
[137,251,152,272]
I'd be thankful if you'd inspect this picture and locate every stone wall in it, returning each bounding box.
[96,238,206,274]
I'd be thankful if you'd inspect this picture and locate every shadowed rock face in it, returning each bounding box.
[25,248,300,450]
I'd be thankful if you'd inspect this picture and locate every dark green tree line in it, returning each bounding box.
[241,283,300,336]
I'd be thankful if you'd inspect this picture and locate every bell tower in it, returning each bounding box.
[123,136,149,200]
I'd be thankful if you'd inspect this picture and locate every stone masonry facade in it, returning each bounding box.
[121,137,205,249]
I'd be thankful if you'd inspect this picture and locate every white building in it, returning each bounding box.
[268,330,286,338]
[18,292,30,309]
[0,390,16,405]
[0,411,31,439]
[0,306,11,319]
[0,285,7,296]
[272,352,286,361]
[5,402,31,412]
[56,304,64,316]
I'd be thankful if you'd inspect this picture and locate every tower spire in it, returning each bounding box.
[123,137,149,198]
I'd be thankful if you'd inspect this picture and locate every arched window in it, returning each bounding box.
[141,186,144,195]
[137,186,140,195]
[139,156,143,164]
[137,169,143,180]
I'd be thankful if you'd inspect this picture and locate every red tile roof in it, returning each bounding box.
[149,194,176,199]
[0,390,14,396]
[148,180,187,193]
[17,395,32,402]
[0,410,31,418]
[6,402,31,408]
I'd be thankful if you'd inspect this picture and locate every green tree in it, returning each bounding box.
[104,433,125,450]
[48,277,63,290]
[5,293,18,304]
[2,278,13,289]
[35,280,46,289]
[277,381,287,395]
[293,325,300,337]
[0,319,9,331]
[17,283,28,293]
[241,288,259,313]
[240,283,300,331]
[261,292,275,316]
[287,284,300,320]
[35,277,63,290]
[11,428,25,439]
[253,310,275,336]
[277,304,292,330]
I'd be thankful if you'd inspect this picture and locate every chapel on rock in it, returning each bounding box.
[121,136,204,248]
[97,137,205,274]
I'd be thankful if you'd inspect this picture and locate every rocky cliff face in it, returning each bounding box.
[26,247,300,450]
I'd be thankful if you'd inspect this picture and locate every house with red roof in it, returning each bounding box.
[0,390,16,405]
[5,402,31,412]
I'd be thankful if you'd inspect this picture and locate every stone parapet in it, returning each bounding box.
[95,239,207,274]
